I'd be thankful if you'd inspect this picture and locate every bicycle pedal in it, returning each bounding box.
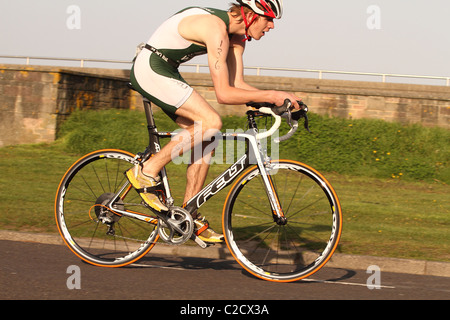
[191,234,208,249]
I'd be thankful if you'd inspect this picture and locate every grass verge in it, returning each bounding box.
[0,109,448,262]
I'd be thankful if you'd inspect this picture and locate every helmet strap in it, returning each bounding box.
[241,6,258,42]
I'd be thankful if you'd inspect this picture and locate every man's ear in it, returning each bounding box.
[246,11,258,22]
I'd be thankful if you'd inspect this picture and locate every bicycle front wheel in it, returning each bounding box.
[223,160,342,282]
[55,149,159,267]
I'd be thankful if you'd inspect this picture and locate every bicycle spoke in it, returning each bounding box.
[261,227,279,267]
[91,164,106,195]
[235,198,272,218]
[286,197,330,220]
[104,158,111,192]
[243,223,277,243]
[283,174,304,215]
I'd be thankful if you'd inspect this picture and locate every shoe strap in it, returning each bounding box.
[195,220,209,236]
[136,186,159,194]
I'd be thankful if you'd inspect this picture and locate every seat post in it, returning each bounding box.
[143,97,156,128]
[128,82,156,128]
[141,97,162,159]
[128,83,160,159]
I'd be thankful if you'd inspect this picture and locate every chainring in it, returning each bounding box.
[157,207,194,246]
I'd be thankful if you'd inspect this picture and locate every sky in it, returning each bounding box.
[1,0,449,85]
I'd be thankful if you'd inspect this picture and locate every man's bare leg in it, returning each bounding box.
[138,91,224,242]
[183,139,224,243]
[141,90,222,200]
[141,91,221,176]
[184,142,215,218]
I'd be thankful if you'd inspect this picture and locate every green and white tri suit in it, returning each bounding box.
[131,7,230,120]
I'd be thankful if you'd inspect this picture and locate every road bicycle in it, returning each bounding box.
[55,89,343,283]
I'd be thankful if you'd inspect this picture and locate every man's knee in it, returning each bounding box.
[195,119,220,147]
[208,114,222,131]
[195,112,222,133]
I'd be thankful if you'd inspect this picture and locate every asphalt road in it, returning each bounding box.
[1,240,449,304]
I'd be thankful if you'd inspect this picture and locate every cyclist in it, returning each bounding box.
[127,0,302,243]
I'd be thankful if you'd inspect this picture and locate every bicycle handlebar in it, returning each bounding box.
[246,99,311,142]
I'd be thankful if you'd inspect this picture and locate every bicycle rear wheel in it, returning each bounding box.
[223,160,342,282]
[55,149,159,267]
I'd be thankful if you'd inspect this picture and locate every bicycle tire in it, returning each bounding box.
[55,149,159,267]
[223,160,342,282]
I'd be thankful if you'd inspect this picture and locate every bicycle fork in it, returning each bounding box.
[262,168,287,225]
[247,132,287,226]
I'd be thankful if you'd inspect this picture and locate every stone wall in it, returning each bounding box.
[0,66,60,146]
[0,64,449,147]
[0,65,133,146]
[56,70,131,133]
[188,73,450,129]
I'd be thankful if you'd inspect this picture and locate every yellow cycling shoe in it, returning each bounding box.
[125,165,168,212]
[194,215,224,243]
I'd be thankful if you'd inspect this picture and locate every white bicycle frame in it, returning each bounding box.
[105,101,299,240]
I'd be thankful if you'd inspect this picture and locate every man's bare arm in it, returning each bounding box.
[179,15,299,107]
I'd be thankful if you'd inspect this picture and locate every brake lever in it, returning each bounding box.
[247,99,312,133]
[283,108,293,128]
[271,99,292,116]
[291,102,312,133]
[303,113,312,133]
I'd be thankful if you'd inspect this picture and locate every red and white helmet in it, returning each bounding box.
[237,0,283,19]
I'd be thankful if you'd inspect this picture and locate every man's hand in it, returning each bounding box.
[270,91,303,110]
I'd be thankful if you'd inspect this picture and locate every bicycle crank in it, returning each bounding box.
[157,207,194,246]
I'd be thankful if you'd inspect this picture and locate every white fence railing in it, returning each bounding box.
[1,55,449,86]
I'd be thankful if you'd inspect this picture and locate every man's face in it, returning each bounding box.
[249,15,275,40]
